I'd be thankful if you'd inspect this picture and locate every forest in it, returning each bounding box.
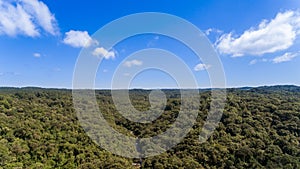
[0,85,299,168]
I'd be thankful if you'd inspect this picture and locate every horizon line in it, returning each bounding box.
[0,83,299,90]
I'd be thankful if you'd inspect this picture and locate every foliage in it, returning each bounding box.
[0,86,299,168]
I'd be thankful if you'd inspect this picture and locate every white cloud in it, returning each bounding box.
[194,63,211,71]
[92,47,115,59]
[205,28,213,35]
[205,28,223,36]
[216,10,300,57]
[0,0,58,37]
[272,52,298,63]
[33,53,41,58]
[123,59,143,67]
[21,0,58,35]
[63,30,97,48]
[249,58,268,65]
[249,59,257,65]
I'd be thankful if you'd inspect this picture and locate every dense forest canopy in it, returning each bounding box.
[0,85,299,168]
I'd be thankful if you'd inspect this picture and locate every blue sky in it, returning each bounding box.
[0,0,300,88]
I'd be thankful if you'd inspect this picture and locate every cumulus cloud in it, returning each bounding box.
[33,53,41,58]
[92,47,115,59]
[0,0,58,37]
[194,63,211,71]
[21,0,58,35]
[63,30,97,48]
[216,10,300,57]
[123,59,143,67]
[272,52,298,63]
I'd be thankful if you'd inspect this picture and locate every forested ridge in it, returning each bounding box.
[0,85,299,168]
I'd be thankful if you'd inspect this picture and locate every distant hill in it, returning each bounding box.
[0,85,299,92]
[250,85,300,92]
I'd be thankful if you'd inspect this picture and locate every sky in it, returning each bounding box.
[0,0,300,89]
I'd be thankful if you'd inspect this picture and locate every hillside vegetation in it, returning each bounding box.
[0,86,299,168]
